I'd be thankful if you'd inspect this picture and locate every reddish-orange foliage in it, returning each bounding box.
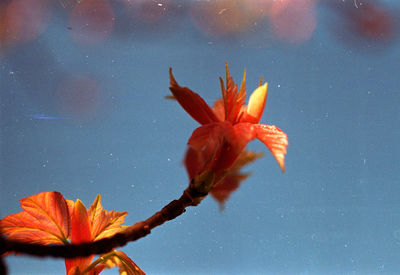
[210,150,264,209]
[0,191,145,275]
[170,63,288,205]
[0,192,73,245]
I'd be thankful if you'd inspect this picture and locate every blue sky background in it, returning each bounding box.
[1,1,400,274]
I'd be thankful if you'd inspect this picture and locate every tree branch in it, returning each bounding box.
[0,174,214,259]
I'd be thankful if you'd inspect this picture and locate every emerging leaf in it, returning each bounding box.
[171,64,289,207]
[169,68,219,125]
[71,200,92,243]
[93,250,146,275]
[65,199,94,274]
[211,150,264,209]
[88,194,128,241]
[243,83,268,123]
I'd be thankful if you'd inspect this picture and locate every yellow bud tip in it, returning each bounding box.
[246,83,268,122]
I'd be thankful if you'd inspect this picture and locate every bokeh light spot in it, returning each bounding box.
[69,0,115,46]
[190,0,263,38]
[1,0,51,48]
[56,75,101,121]
[269,0,317,44]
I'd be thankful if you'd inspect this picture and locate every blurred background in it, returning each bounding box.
[1,0,400,274]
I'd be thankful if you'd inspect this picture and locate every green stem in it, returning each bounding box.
[84,251,116,273]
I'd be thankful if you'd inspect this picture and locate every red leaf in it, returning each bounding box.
[187,122,258,176]
[0,191,72,245]
[169,68,219,125]
[187,122,235,173]
[210,150,263,209]
[71,200,92,243]
[210,173,247,209]
[219,63,247,123]
[65,199,94,274]
[255,124,288,172]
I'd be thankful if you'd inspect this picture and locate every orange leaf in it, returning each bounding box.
[65,196,128,274]
[65,200,94,274]
[219,62,247,123]
[88,194,128,241]
[71,200,92,243]
[255,124,288,172]
[0,191,72,245]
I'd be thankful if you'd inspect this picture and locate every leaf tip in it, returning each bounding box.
[169,67,178,88]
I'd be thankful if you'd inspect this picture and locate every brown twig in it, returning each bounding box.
[0,173,214,259]
[0,235,7,274]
